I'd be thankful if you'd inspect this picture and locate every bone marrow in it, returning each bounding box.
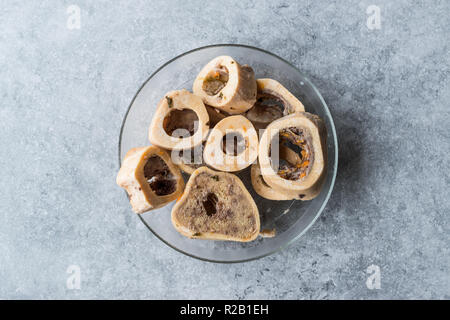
[202,65,229,96]
[144,155,176,196]
[245,78,305,130]
[258,112,327,200]
[148,89,209,150]
[276,127,314,181]
[163,109,198,137]
[116,146,185,213]
[171,167,260,242]
[193,56,257,114]
[203,115,258,172]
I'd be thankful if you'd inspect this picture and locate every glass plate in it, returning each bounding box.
[118,44,338,263]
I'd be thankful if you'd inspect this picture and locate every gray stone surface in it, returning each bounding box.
[0,0,449,299]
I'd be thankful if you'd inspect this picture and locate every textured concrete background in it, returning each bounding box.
[1,0,449,299]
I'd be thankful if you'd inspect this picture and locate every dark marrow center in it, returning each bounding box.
[221,132,247,156]
[163,109,198,137]
[202,65,229,96]
[143,156,176,196]
[202,192,218,216]
[270,127,314,181]
[246,92,285,127]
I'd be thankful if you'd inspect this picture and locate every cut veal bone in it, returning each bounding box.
[193,56,257,114]
[116,146,184,213]
[245,78,305,130]
[148,89,209,150]
[258,112,327,200]
[203,115,258,172]
[171,167,260,242]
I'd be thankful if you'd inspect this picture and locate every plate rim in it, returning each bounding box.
[118,43,339,263]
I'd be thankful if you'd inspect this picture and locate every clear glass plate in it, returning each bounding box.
[118,44,338,263]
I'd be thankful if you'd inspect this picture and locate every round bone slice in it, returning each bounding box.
[171,167,260,242]
[259,112,327,199]
[148,89,209,150]
[193,56,257,114]
[116,146,185,213]
[203,115,258,172]
[245,78,305,130]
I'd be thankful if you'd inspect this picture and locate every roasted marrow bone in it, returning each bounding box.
[193,56,257,114]
[258,112,327,200]
[245,78,305,130]
[116,146,185,213]
[203,115,258,172]
[148,89,209,150]
[171,167,260,242]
